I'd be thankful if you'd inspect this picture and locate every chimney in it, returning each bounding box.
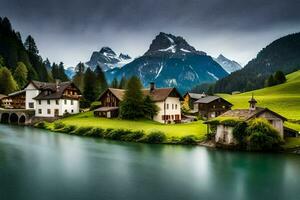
[150,82,155,92]
[55,79,61,91]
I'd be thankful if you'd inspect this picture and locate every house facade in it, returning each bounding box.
[95,83,182,123]
[2,80,82,118]
[183,92,206,113]
[210,96,286,145]
[194,96,233,119]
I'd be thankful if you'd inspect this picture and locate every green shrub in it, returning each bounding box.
[87,128,105,137]
[34,121,46,129]
[123,131,145,142]
[246,118,282,151]
[60,125,77,133]
[54,122,65,130]
[106,129,131,140]
[232,122,248,144]
[90,101,101,111]
[179,135,198,145]
[142,131,166,144]
[73,127,93,135]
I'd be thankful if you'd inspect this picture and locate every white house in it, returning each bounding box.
[94,83,182,123]
[23,80,81,117]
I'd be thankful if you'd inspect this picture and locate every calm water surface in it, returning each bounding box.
[0,124,300,200]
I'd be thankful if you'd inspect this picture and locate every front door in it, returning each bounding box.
[54,109,59,117]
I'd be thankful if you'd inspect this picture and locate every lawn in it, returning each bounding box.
[53,111,208,139]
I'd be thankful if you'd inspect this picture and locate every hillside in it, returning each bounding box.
[219,70,300,130]
[204,32,300,93]
[105,32,228,93]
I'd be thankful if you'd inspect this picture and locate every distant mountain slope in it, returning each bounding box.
[211,32,300,93]
[219,70,300,122]
[86,47,132,71]
[214,54,242,73]
[105,32,228,93]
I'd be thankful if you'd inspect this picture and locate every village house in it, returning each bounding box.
[183,92,206,113]
[1,80,81,118]
[193,96,233,119]
[94,83,183,123]
[209,96,287,145]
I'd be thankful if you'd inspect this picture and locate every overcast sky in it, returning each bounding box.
[0,0,300,67]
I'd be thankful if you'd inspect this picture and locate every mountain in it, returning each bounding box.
[65,67,75,79]
[105,32,228,93]
[85,47,132,71]
[198,32,300,94]
[214,54,242,73]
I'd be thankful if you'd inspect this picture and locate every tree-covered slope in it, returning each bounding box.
[212,32,300,93]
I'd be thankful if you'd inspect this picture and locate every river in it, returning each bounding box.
[0,124,300,200]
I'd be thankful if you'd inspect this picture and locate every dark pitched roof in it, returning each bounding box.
[32,81,81,100]
[100,87,182,102]
[194,96,233,105]
[219,107,287,121]
[184,92,206,100]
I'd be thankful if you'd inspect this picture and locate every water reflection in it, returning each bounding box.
[0,125,300,200]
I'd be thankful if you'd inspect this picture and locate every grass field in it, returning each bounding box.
[53,111,207,139]
[219,70,300,131]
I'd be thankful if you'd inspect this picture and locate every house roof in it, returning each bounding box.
[194,96,233,105]
[185,92,206,100]
[32,81,81,100]
[8,90,26,97]
[100,87,182,102]
[219,107,287,121]
[0,94,7,99]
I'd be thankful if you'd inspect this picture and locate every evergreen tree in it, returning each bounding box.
[110,77,119,88]
[118,76,127,89]
[94,65,108,96]
[83,68,97,103]
[51,62,59,80]
[24,35,39,55]
[44,58,51,71]
[73,62,85,91]
[0,55,4,67]
[120,76,144,119]
[13,62,28,88]
[143,95,159,119]
[267,75,276,87]
[58,62,69,81]
[274,71,286,85]
[0,67,18,94]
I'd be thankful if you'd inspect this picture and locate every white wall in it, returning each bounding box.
[35,99,79,117]
[153,97,181,123]
[25,83,40,110]
[215,125,236,144]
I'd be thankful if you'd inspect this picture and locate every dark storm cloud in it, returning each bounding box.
[0,0,300,66]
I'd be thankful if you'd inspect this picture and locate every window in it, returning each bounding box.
[71,109,74,113]
[38,100,41,105]
[64,100,67,104]
[167,104,169,110]
[64,109,68,113]
[56,100,59,105]
[172,104,174,110]
[29,102,34,108]
[38,109,42,114]
[71,100,74,105]
[47,109,51,114]
[47,100,51,105]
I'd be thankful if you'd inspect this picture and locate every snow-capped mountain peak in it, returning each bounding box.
[214,54,242,73]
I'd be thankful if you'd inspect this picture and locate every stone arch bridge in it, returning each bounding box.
[0,109,35,125]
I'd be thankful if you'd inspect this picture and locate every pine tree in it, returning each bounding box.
[94,65,108,96]
[143,95,159,119]
[274,71,286,85]
[58,62,69,81]
[13,62,28,88]
[83,68,97,103]
[110,77,119,88]
[0,55,4,67]
[118,76,127,89]
[73,62,85,91]
[267,75,276,87]
[120,76,144,119]
[24,35,39,55]
[0,67,18,94]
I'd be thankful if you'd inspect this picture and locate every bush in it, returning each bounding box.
[123,131,145,142]
[90,101,101,111]
[106,129,131,140]
[179,135,198,145]
[232,122,248,144]
[73,127,93,135]
[60,125,77,133]
[142,131,166,144]
[246,118,282,151]
[54,122,65,130]
[34,121,46,129]
[87,128,105,137]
